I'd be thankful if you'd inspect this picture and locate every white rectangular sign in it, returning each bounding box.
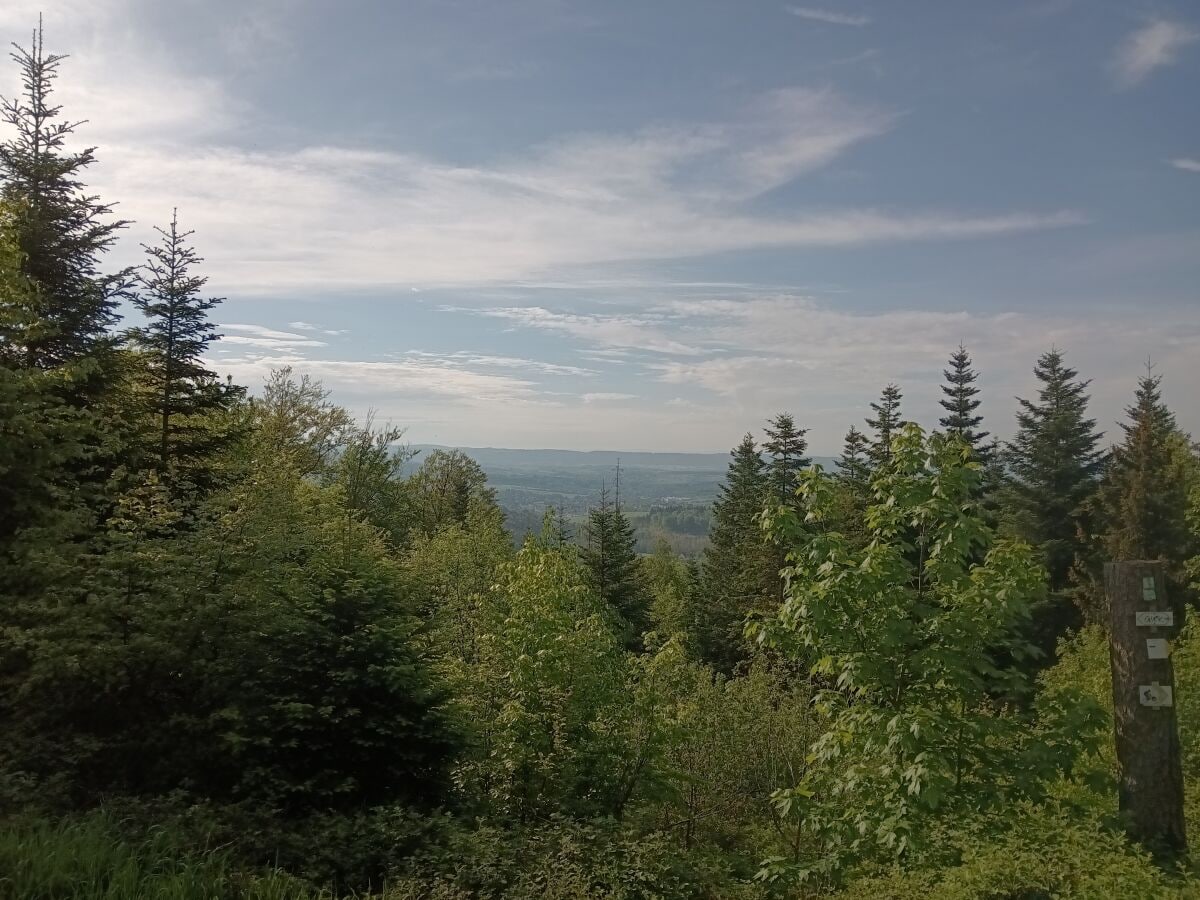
[1136,611,1174,627]
[1146,638,1169,660]
[1139,684,1173,708]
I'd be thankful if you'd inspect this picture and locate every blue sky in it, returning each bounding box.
[7,0,1198,451]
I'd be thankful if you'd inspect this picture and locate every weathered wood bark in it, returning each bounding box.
[1106,560,1186,857]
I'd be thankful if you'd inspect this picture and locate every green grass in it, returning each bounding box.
[0,815,330,900]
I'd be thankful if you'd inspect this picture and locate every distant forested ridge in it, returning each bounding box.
[3,26,1200,900]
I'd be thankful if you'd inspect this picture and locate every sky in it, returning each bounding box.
[3,0,1198,453]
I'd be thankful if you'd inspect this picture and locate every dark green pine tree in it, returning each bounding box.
[836,425,871,489]
[1005,348,1104,593]
[580,485,648,648]
[1004,348,1104,660]
[0,26,129,378]
[939,344,991,457]
[129,211,239,469]
[762,412,810,603]
[866,383,904,467]
[1081,368,1194,616]
[762,412,810,508]
[697,433,771,672]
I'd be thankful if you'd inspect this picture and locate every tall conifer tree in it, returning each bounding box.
[129,211,236,468]
[1003,348,1103,658]
[762,412,810,508]
[1077,368,1195,617]
[939,344,991,456]
[1004,348,1104,592]
[697,433,770,671]
[0,25,128,377]
[836,426,871,489]
[866,383,904,467]
[580,485,647,648]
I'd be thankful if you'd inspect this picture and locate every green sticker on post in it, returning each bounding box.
[1142,575,1157,602]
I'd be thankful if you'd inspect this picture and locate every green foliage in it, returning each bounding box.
[835,805,1180,900]
[938,344,990,457]
[0,814,319,900]
[446,540,633,821]
[643,538,696,643]
[127,211,243,471]
[1003,348,1104,593]
[0,29,129,376]
[580,486,650,647]
[865,383,904,467]
[409,448,499,537]
[697,433,772,671]
[755,425,1104,879]
[0,457,459,813]
[1076,371,1196,621]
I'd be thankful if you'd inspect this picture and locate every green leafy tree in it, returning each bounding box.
[0,27,128,378]
[753,425,1102,882]
[409,448,498,536]
[250,367,354,477]
[642,537,696,644]
[128,211,241,470]
[0,456,460,813]
[449,540,632,821]
[866,383,904,467]
[580,486,649,647]
[697,434,771,671]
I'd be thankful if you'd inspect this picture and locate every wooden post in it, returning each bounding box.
[1106,560,1186,856]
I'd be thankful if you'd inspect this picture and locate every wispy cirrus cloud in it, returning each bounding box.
[400,350,597,378]
[1112,19,1198,87]
[218,323,327,349]
[786,6,871,27]
[2,1,1083,293]
[582,392,636,403]
[1170,158,1200,173]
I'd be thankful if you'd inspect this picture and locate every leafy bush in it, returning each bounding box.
[0,814,320,900]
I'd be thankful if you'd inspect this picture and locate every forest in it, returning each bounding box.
[2,27,1200,900]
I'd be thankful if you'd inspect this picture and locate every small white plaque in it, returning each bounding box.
[1136,611,1173,627]
[1139,684,1173,708]
[1146,638,1169,660]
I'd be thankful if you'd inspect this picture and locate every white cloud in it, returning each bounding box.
[210,353,545,406]
[457,293,1200,451]
[401,350,597,378]
[1113,19,1198,87]
[218,323,327,349]
[448,306,709,355]
[1171,158,1200,172]
[582,392,636,403]
[786,6,871,26]
[0,5,1082,293]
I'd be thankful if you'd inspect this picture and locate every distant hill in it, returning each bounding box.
[410,445,734,471]
[407,445,836,556]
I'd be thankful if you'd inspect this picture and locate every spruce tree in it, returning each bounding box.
[939,344,991,456]
[1005,348,1104,593]
[129,211,237,468]
[580,485,647,648]
[1079,368,1195,618]
[866,383,904,467]
[697,433,770,671]
[0,25,129,376]
[836,426,871,489]
[762,412,810,508]
[1003,348,1103,659]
